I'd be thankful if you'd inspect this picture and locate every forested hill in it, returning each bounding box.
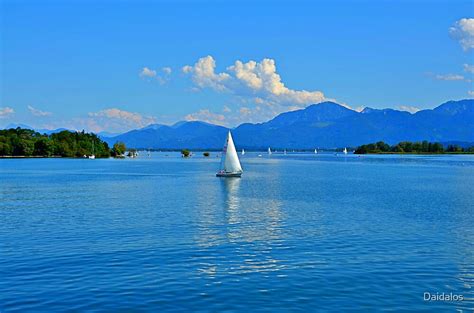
[0,128,110,157]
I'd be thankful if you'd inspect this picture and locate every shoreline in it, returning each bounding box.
[355,152,474,155]
[2,152,473,159]
[0,156,110,159]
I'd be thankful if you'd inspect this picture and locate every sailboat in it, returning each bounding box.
[241,149,245,156]
[216,131,243,177]
[89,141,96,159]
[268,147,272,155]
[314,148,318,154]
[343,147,348,155]
[284,149,287,155]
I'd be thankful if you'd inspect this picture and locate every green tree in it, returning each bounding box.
[112,142,126,157]
[0,128,111,158]
[34,137,54,156]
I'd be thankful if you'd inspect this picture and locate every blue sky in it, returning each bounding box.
[1,0,473,132]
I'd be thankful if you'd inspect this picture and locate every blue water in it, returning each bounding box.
[1,152,473,312]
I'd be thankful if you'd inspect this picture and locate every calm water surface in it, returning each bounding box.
[1,153,473,312]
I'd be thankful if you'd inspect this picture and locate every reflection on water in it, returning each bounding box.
[222,177,284,244]
[194,177,286,279]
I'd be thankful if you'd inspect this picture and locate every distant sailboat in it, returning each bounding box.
[343,147,348,155]
[284,149,287,155]
[268,147,272,155]
[241,149,245,156]
[314,148,318,154]
[216,131,243,177]
[89,141,96,159]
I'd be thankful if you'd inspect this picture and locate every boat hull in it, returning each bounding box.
[216,172,242,177]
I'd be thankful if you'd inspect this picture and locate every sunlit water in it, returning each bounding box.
[1,152,473,312]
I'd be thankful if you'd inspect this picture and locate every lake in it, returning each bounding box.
[1,152,473,312]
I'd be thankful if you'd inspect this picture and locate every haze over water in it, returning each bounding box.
[1,153,473,312]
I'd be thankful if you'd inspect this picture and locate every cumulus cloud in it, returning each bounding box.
[182,56,231,91]
[449,18,474,51]
[184,109,226,126]
[398,105,420,113]
[434,74,465,81]
[86,108,157,132]
[139,67,157,78]
[140,66,172,84]
[0,107,14,118]
[227,58,325,105]
[181,56,327,125]
[464,64,474,74]
[27,105,52,117]
[183,56,325,106]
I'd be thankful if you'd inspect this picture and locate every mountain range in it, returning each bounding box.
[103,99,474,149]
[4,99,473,149]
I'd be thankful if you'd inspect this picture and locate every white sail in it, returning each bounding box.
[241,149,245,155]
[314,149,318,154]
[343,147,348,154]
[219,131,242,174]
[268,147,272,155]
[284,149,287,155]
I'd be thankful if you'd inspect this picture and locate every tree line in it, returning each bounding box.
[354,140,474,154]
[0,128,126,157]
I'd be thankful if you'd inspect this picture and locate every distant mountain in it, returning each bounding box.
[92,99,474,149]
[233,99,474,148]
[5,123,34,130]
[2,124,71,135]
[104,121,228,149]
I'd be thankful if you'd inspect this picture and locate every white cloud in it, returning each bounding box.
[449,18,474,51]
[184,109,226,126]
[434,74,465,81]
[468,90,474,97]
[227,58,325,105]
[239,107,252,116]
[183,56,325,107]
[464,64,474,73]
[181,56,328,125]
[85,108,157,132]
[139,67,157,78]
[398,105,420,113]
[0,107,14,118]
[182,56,231,91]
[141,66,172,85]
[27,105,52,117]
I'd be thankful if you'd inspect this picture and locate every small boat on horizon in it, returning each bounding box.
[241,149,245,156]
[216,131,243,178]
[314,148,318,154]
[268,147,272,155]
[89,141,95,159]
[343,147,348,155]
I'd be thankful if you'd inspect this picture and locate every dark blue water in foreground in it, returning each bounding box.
[1,152,473,312]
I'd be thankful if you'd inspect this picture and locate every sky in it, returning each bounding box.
[1,0,473,133]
